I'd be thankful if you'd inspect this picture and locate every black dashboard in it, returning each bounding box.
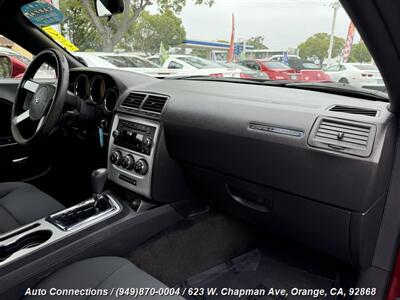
[68,66,396,268]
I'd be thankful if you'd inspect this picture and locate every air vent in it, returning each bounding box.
[329,105,378,117]
[309,118,376,157]
[121,93,147,109]
[141,95,169,114]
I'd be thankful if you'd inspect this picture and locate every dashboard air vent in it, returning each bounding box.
[141,95,169,114]
[308,118,376,157]
[329,105,378,117]
[121,93,147,109]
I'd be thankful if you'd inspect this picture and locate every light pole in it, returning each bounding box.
[327,1,340,66]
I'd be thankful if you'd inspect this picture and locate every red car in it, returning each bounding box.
[269,56,331,82]
[240,60,301,81]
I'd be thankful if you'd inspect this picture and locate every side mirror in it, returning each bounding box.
[0,56,12,78]
[95,0,124,18]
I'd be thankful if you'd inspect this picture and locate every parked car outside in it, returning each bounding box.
[149,55,242,78]
[0,47,55,79]
[268,55,331,82]
[219,62,270,80]
[75,52,215,78]
[324,63,385,92]
[240,60,301,80]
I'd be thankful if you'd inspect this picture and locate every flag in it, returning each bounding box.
[282,52,289,65]
[159,42,169,65]
[341,22,356,63]
[211,50,217,63]
[227,14,235,63]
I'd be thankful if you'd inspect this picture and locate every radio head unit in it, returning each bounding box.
[113,120,156,155]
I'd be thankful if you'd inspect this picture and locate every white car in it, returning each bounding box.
[324,63,385,92]
[148,55,242,78]
[74,52,193,77]
[73,52,117,69]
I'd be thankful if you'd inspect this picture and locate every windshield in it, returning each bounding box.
[177,56,222,69]
[263,62,291,70]
[21,0,386,96]
[353,64,378,71]
[300,62,321,70]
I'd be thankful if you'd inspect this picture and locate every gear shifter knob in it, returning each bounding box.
[91,168,108,198]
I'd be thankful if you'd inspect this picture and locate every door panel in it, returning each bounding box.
[0,80,51,182]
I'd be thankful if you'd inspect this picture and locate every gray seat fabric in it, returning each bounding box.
[24,257,183,300]
[0,182,64,234]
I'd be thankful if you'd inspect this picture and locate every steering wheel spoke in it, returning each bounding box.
[35,116,45,133]
[11,49,69,145]
[23,80,40,93]
[13,109,30,125]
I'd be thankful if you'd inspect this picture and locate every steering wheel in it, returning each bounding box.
[11,49,69,145]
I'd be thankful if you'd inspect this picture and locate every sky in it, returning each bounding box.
[178,0,356,50]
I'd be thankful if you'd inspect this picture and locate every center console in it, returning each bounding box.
[108,114,160,198]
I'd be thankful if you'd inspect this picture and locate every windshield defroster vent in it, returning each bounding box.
[308,118,376,157]
[329,105,378,117]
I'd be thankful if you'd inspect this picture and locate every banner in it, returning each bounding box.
[227,14,235,63]
[341,22,356,63]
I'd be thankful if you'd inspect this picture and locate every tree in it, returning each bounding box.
[298,33,344,64]
[122,10,186,55]
[246,36,267,49]
[60,0,101,50]
[348,41,372,63]
[81,0,214,52]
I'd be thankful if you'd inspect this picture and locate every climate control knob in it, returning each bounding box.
[121,155,135,170]
[110,150,122,165]
[112,130,120,138]
[134,159,149,175]
[142,137,153,148]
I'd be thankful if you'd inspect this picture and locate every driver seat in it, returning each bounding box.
[0,182,64,234]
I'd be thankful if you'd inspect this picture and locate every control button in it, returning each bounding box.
[112,130,120,138]
[142,137,153,148]
[134,159,149,175]
[110,150,122,165]
[121,154,135,170]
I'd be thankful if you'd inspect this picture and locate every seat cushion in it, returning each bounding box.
[24,257,183,300]
[0,182,64,234]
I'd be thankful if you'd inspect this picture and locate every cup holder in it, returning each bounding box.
[0,230,52,262]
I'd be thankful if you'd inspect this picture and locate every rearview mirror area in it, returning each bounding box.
[0,56,12,79]
[95,0,124,18]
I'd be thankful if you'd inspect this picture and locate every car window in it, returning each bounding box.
[300,62,320,70]
[243,62,259,71]
[0,40,55,80]
[177,56,221,69]
[168,61,183,69]
[325,65,340,72]
[263,62,291,70]
[353,64,378,71]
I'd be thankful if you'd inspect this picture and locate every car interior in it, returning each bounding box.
[1,0,400,299]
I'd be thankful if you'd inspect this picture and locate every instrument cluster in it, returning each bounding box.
[73,73,119,113]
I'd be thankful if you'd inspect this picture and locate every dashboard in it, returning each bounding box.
[69,71,119,114]
[67,66,395,269]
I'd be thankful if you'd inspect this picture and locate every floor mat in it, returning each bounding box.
[178,249,338,300]
[128,213,258,286]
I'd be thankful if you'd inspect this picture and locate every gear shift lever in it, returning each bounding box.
[91,168,108,208]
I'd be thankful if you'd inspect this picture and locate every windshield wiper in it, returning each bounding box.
[173,76,388,102]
